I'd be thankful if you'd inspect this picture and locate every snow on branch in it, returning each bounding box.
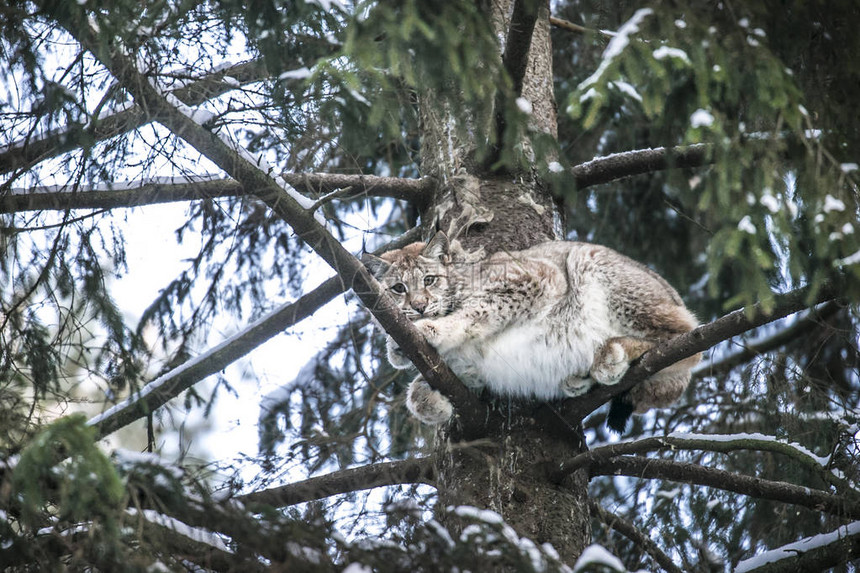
[125,508,241,572]
[588,456,860,520]
[49,2,485,433]
[238,458,435,508]
[587,500,682,573]
[735,521,860,573]
[0,59,267,177]
[1,173,432,214]
[570,144,712,190]
[557,431,854,493]
[562,281,845,421]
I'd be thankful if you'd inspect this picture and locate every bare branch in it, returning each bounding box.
[1,173,433,214]
[503,0,540,98]
[692,300,842,380]
[239,458,436,508]
[589,456,860,520]
[0,60,266,177]
[2,176,249,213]
[735,522,860,573]
[87,228,421,440]
[490,0,539,164]
[562,281,845,421]
[1,146,713,213]
[571,144,712,189]
[556,432,853,493]
[588,500,682,573]
[549,16,615,39]
[88,276,343,438]
[48,5,484,434]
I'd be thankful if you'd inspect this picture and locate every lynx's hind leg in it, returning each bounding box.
[629,352,701,411]
[406,376,453,425]
[591,337,654,386]
[561,375,595,397]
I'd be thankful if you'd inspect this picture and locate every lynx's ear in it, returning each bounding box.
[422,231,450,261]
[361,253,391,278]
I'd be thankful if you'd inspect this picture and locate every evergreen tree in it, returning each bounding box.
[1,1,858,571]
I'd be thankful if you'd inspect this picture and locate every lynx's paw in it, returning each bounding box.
[415,319,442,347]
[386,336,412,369]
[406,377,453,425]
[591,340,630,386]
[561,376,595,397]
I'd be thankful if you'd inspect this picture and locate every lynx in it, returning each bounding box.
[362,232,700,431]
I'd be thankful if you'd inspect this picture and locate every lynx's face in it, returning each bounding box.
[378,260,451,319]
[362,233,458,320]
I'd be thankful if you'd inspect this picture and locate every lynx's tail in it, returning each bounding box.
[607,393,634,434]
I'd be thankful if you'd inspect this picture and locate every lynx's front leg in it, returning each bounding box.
[385,336,412,369]
[590,337,655,386]
[414,314,482,354]
[406,376,453,425]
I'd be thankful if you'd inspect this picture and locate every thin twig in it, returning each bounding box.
[588,500,682,573]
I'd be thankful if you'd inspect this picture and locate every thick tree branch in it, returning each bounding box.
[588,500,682,573]
[239,458,436,508]
[2,144,711,214]
[562,281,844,421]
[490,0,540,165]
[0,59,266,178]
[88,275,343,439]
[735,522,860,573]
[51,6,485,434]
[556,432,853,493]
[1,173,433,214]
[503,0,540,98]
[571,144,712,189]
[87,228,420,440]
[692,300,842,380]
[590,456,860,520]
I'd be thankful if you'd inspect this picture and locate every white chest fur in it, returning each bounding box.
[439,280,616,401]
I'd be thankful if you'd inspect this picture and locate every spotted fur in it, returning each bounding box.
[362,232,700,428]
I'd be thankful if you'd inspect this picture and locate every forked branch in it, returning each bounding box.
[0,59,267,177]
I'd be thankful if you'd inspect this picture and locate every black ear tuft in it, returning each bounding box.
[422,231,450,260]
[606,394,634,434]
[361,253,391,278]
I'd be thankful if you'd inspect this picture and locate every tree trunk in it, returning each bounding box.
[415,1,592,564]
[436,404,592,565]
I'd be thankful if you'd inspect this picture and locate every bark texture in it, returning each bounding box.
[412,3,591,563]
[435,407,591,564]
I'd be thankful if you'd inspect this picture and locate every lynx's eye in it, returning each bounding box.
[390,283,407,294]
[423,275,438,287]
